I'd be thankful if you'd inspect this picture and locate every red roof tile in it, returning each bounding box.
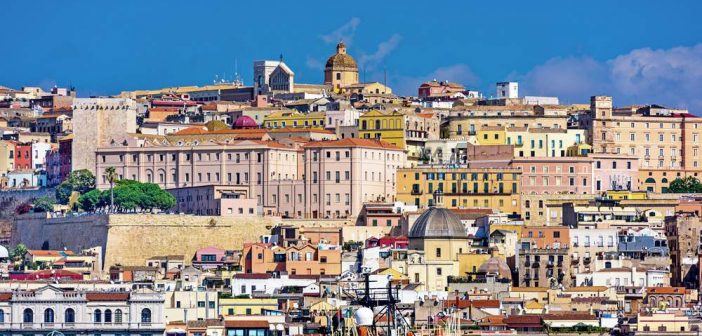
[224,320,269,328]
[86,293,130,301]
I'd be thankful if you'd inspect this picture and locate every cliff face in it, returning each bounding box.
[12,213,276,271]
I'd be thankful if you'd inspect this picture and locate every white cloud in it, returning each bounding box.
[321,18,361,45]
[518,44,702,110]
[392,64,480,96]
[359,34,402,71]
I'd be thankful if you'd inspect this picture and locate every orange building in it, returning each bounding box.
[241,243,341,276]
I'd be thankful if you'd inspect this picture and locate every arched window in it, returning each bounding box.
[645,177,656,183]
[23,308,33,323]
[661,178,669,184]
[65,308,75,323]
[104,309,112,323]
[141,308,152,323]
[94,309,102,323]
[114,309,123,324]
[44,308,54,323]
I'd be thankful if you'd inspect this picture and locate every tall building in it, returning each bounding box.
[588,96,702,192]
[324,41,359,91]
[253,60,294,97]
[72,98,137,172]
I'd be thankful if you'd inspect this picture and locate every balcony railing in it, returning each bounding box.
[410,189,423,195]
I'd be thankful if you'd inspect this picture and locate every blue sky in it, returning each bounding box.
[2,1,702,109]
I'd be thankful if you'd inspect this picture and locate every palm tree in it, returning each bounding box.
[105,167,118,212]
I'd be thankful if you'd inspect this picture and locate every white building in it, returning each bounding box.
[574,266,669,288]
[231,274,317,296]
[253,60,294,97]
[31,142,52,170]
[496,82,519,99]
[0,285,164,334]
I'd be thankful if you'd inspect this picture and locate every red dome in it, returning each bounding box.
[233,116,258,129]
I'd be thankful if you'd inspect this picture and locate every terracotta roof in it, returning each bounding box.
[0,293,11,301]
[173,126,208,135]
[28,250,74,257]
[647,287,686,295]
[304,138,402,150]
[471,300,500,309]
[504,315,542,325]
[224,320,269,328]
[86,292,130,301]
[479,315,506,326]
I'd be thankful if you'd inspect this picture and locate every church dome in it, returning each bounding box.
[233,116,258,129]
[477,255,512,280]
[325,41,358,70]
[408,207,467,239]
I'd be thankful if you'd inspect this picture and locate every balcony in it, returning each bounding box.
[410,189,423,196]
[583,257,592,264]
[524,261,531,267]
[546,261,554,268]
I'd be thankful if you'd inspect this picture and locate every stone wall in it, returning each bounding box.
[13,214,278,271]
[0,188,55,243]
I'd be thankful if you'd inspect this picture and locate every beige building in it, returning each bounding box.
[443,104,570,138]
[72,98,137,172]
[588,96,702,192]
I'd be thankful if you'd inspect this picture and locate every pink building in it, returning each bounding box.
[193,246,226,270]
[512,157,594,195]
[95,137,405,218]
[303,138,407,219]
[590,153,639,192]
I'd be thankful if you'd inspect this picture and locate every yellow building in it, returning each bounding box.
[507,128,587,158]
[339,82,392,95]
[263,111,326,129]
[457,253,491,276]
[324,41,359,91]
[407,200,472,291]
[636,312,691,333]
[476,127,506,145]
[0,140,15,174]
[358,110,440,161]
[396,167,521,214]
[219,297,278,316]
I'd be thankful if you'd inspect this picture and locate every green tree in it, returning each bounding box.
[11,244,27,262]
[78,189,105,212]
[56,169,96,203]
[105,167,119,212]
[666,176,702,193]
[32,196,55,213]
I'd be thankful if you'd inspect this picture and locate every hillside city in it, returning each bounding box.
[2,41,702,335]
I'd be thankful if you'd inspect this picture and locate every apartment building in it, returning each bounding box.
[588,96,702,192]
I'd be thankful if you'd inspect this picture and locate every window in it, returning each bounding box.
[436,248,442,258]
[44,308,54,323]
[94,309,102,323]
[114,309,122,324]
[436,267,442,275]
[23,308,33,323]
[104,309,112,323]
[65,308,75,323]
[141,308,152,324]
